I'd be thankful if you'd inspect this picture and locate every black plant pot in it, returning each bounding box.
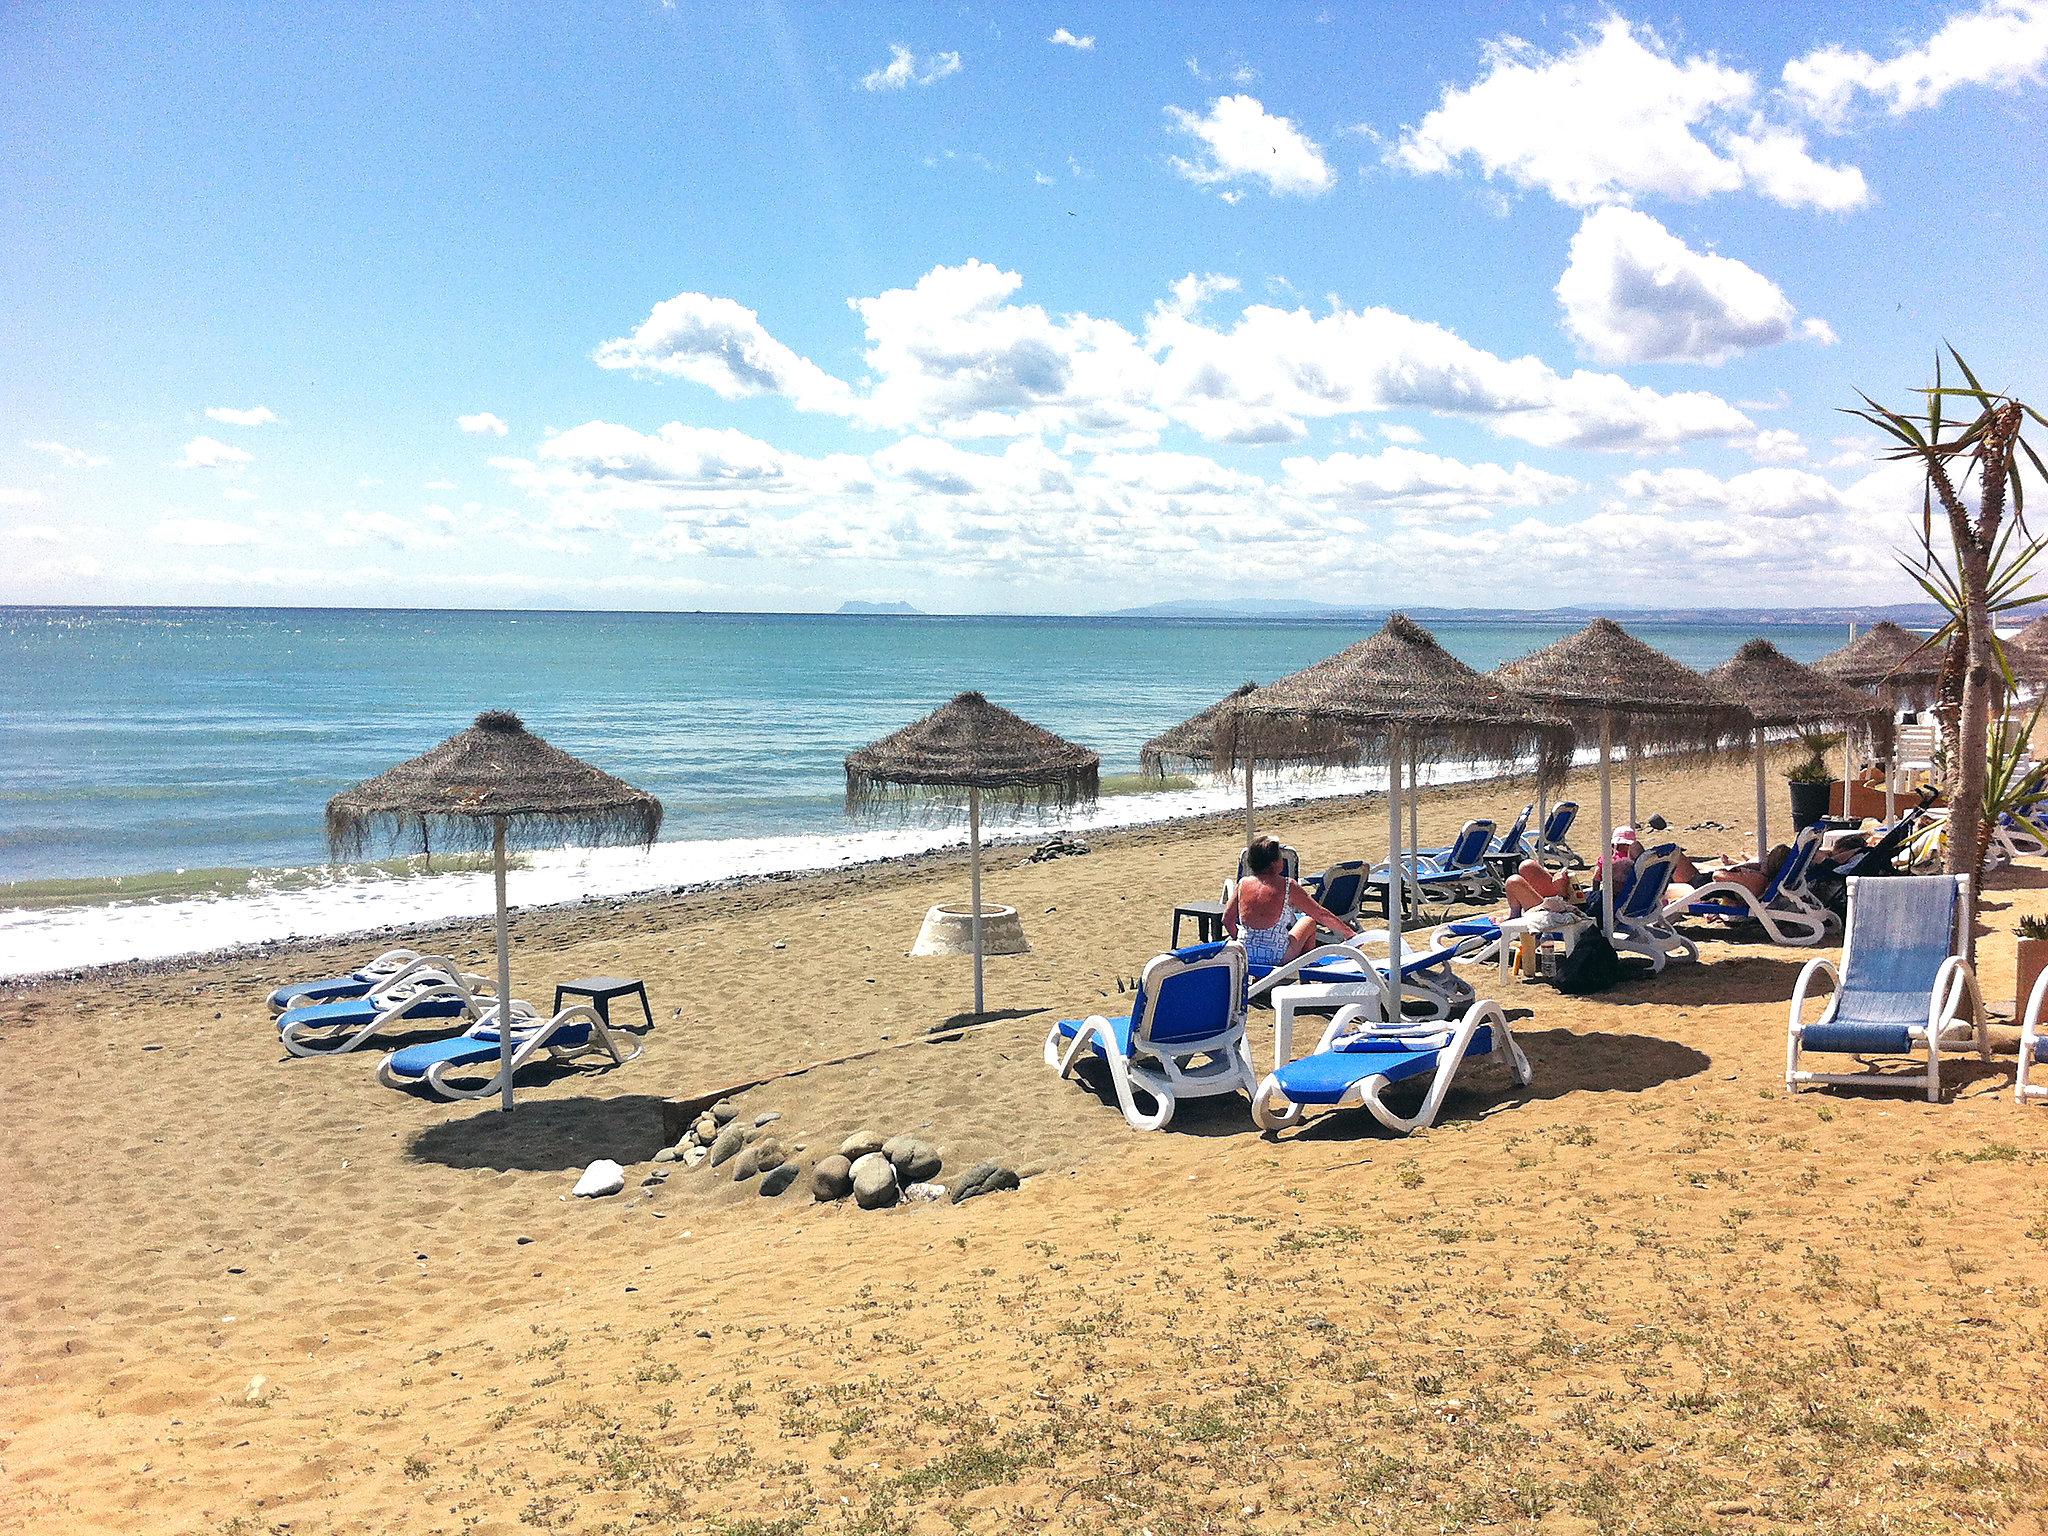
[1788,779,1835,833]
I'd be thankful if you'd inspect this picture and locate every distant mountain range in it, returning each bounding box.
[835,599,923,615]
[1100,598,1949,627]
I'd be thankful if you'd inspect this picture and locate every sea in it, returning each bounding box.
[0,607,1856,977]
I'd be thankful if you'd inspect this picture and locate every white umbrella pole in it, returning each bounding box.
[1627,747,1639,826]
[1243,767,1256,849]
[1385,728,1403,1023]
[1407,736,1419,855]
[968,786,984,1019]
[1884,692,1897,822]
[1754,728,1770,863]
[1599,716,1615,936]
[493,816,513,1113]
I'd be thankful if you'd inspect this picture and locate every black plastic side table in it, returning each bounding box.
[553,976,654,1029]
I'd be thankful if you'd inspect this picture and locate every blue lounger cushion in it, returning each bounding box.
[278,994,467,1033]
[1267,1026,1495,1106]
[384,1021,593,1080]
[268,974,371,1010]
[1801,1021,1915,1055]
[1052,1014,1135,1058]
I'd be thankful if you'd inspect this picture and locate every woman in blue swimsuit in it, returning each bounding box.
[1223,836,1359,967]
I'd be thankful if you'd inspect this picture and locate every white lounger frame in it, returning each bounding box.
[377,1003,642,1100]
[1786,875,1986,1102]
[2015,963,2048,1107]
[269,947,435,1014]
[1250,999,1530,1136]
[1248,935,1475,1022]
[1664,829,1837,947]
[1043,943,1257,1131]
[279,960,501,1057]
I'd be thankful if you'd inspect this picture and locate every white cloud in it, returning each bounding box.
[204,405,278,426]
[599,260,1754,457]
[458,412,509,436]
[27,439,108,469]
[1391,18,1868,210]
[0,487,44,506]
[176,436,253,470]
[1785,1,2048,126]
[593,293,853,413]
[153,516,263,547]
[1165,95,1335,197]
[1609,465,1849,519]
[1378,424,1425,445]
[1281,446,1579,508]
[1556,207,1833,365]
[1048,27,1094,50]
[424,478,459,491]
[860,44,961,91]
[1747,429,1810,462]
[326,509,458,552]
[4,521,61,542]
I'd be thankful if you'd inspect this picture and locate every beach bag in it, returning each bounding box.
[1551,926,1619,994]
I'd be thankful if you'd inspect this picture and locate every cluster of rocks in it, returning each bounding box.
[1023,834,1091,864]
[604,1100,1022,1212]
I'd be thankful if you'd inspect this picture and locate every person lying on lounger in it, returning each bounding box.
[1224,835,1362,967]
[1505,826,1639,917]
[1666,841,1791,902]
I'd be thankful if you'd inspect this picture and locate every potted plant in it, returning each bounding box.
[1785,730,1842,833]
[2018,915,2048,1018]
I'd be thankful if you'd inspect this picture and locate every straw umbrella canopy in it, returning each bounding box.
[1142,682,1351,847]
[1217,614,1574,1020]
[847,691,1098,1017]
[1494,619,1753,935]
[327,710,662,1111]
[1707,639,1881,859]
[1814,620,1947,815]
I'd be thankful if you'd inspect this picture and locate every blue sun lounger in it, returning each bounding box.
[267,948,448,1013]
[1251,1001,1531,1135]
[378,1003,643,1099]
[1044,942,1257,1130]
[277,966,499,1057]
[1786,874,1985,1102]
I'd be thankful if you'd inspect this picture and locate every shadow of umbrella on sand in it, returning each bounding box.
[1494,619,1751,937]
[326,710,662,1112]
[1707,639,1880,861]
[847,692,1098,1019]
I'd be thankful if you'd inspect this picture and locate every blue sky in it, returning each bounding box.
[4,2,2047,612]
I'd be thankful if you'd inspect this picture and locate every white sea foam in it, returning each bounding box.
[8,759,1545,977]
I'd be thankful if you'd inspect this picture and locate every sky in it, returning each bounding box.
[4,1,2047,614]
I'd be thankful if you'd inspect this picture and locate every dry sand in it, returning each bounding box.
[4,757,2047,1535]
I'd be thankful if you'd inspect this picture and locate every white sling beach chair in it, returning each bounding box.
[378,1003,642,1099]
[1045,942,1256,1130]
[1786,875,1986,1102]
[277,962,506,1057]
[1665,826,1836,947]
[1250,999,1531,1136]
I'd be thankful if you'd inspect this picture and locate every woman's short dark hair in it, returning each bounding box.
[1246,836,1284,876]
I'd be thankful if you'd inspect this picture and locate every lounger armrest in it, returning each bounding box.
[1787,956,1838,1036]
[2022,964,2048,1049]
[1928,955,1982,1047]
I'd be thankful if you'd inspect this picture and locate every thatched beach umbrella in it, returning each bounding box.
[327,710,662,1111]
[1218,615,1574,1020]
[1708,639,1879,860]
[847,692,1099,1017]
[1814,620,1945,817]
[1495,619,1752,935]
[1142,682,1261,843]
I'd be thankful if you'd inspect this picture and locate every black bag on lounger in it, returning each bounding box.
[1551,925,1620,994]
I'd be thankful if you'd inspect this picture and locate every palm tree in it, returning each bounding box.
[1853,350,2045,939]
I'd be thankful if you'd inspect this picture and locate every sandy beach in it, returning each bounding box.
[5,754,2047,1535]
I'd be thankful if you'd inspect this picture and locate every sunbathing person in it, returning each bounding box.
[1667,841,1791,902]
[1506,827,1639,917]
[1224,835,1361,967]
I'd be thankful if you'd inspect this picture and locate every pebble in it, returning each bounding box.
[883,1135,942,1184]
[732,1140,783,1181]
[692,1113,718,1143]
[753,1110,781,1128]
[839,1129,886,1162]
[682,1144,707,1168]
[652,1147,680,1164]
[708,1124,747,1167]
[902,1181,945,1203]
[759,1163,800,1197]
[850,1152,900,1209]
[811,1155,853,1202]
[572,1160,626,1198]
[950,1163,1020,1204]
[245,1375,268,1404]
[710,1099,739,1125]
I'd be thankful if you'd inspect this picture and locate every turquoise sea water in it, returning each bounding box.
[0,606,1853,889]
